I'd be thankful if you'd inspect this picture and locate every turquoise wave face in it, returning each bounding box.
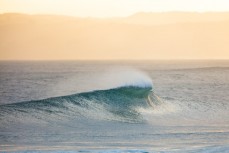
[0,86,161,123]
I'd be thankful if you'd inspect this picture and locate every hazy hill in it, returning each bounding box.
[120,12,229,25]
[1,12,229,60]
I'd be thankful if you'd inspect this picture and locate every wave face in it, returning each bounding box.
[0,85,162,123]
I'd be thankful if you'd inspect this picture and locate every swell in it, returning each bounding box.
[0,86,161,123]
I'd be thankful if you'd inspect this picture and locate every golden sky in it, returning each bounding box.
[0,0,229,17]
[0,1,229,60]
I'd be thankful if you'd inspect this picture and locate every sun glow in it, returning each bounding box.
[0,0,229,17]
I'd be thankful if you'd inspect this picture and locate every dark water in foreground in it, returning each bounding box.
[0,60,229,153]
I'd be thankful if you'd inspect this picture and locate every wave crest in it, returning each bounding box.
[0,85,163,123]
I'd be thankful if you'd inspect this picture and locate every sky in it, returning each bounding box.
[1,0,229,60]
[1,0,229,17]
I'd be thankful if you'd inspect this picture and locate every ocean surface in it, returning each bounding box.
[0,60,229,153]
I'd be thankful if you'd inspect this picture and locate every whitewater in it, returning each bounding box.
[0,61,229,153]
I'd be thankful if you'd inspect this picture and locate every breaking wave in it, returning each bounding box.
[0,84,164,123]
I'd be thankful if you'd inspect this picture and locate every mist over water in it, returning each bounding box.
[0,61,229,152]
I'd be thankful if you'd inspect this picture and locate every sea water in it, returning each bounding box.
[0,60,229,153]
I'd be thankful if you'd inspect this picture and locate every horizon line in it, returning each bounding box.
[1,59,229,61]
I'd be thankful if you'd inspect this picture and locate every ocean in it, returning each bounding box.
[0,60,229,153]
